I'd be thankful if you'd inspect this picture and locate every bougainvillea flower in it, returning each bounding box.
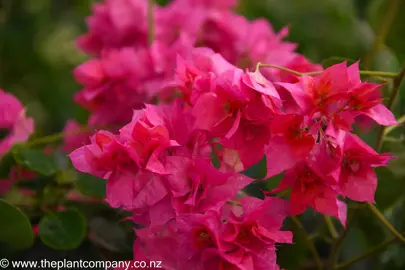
[332,132,393,203]
[271,161,347,225]
[0,89,34,158]
[76,0,148,56]
[136,197,291,270]
[165,156,253,214]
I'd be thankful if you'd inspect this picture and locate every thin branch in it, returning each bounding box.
[327,207,360,270]
[256,63,397,78]
[384,114,405,136]
[366,202,405,243]
[335,231,405,270]
[291,216,323,270]
[375,63,405,151]
[26,126,93,147]
[364,0,401,68]
[324,215,339,240]
[147,0,155,45]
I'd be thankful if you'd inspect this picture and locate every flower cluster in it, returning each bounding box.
[0,89,34,194]
[73,0,321,126]
[70,50,396,270]
[68,0,397,269]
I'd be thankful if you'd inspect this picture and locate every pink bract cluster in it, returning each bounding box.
[0,89,34,194]
[73,0,321,127]
[68,0,397,269]
[70,48,396,270]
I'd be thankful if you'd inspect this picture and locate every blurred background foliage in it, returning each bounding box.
[1,0,405,269]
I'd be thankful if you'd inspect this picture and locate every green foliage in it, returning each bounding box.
[0,199,34,249]
[39,209,87,250]
[13,148,58,176]
[75,173,106,199]
[367,0,405,62]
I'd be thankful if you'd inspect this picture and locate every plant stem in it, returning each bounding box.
[384,114,405,136]
[291,216,323,270]
[375,63,405,151]
[366,202,405,243]
[256,63,397,78]
[26,126,93,147]
[147,0,155,45]
[327,207,360,270]
[364,0,401,68]
[335,231,405,270]
[324,215,339,239]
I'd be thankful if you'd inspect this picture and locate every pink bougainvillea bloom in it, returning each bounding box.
[62,120,92,153]
[73,48,152,126]
[332,132,393,203]
[136,197,291,270]
[165,156,253,214]
[119,104,180,174]
[273,54,323,83]
[271,161,347,225]
[76,0,148,56]
[0,89,34,158]
[187,57,282,169]
[304,62,395,128]
[221,197,293,249]
[265,115,315,178]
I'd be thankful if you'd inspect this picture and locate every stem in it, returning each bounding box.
[335,232,404,270]
[327,207,360,270]
[257,63,303,76]
[375,63,405,151]
[147,0,155,45]
[291,216,323,270]
[275,189,290,198]
[364,0,401,68]
[26,126,93,147]
[324,215,339,239]
[366,202,405,243]
[256,63,397,78]
[384,114,405,136]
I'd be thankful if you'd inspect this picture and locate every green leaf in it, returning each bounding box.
[241,156,267,179]
[13,148,58,176]
[265,173,284,191]
[375,167,405,211]
[39,209,87,250]
[88,217,133,253]
[0,199,34,249]
[75,173,106,199]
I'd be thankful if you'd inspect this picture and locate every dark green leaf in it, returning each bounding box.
[265,173,284,191]
[375,167,405,211]
[13,148,58,176]
[0,199,34,249]
[75,173,106,199]
[241,156,267,179]
[88,217,133,253]
[39,209,86,250]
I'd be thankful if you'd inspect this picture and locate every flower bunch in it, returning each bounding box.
[70,46,396,269]
[73,0,321,126]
